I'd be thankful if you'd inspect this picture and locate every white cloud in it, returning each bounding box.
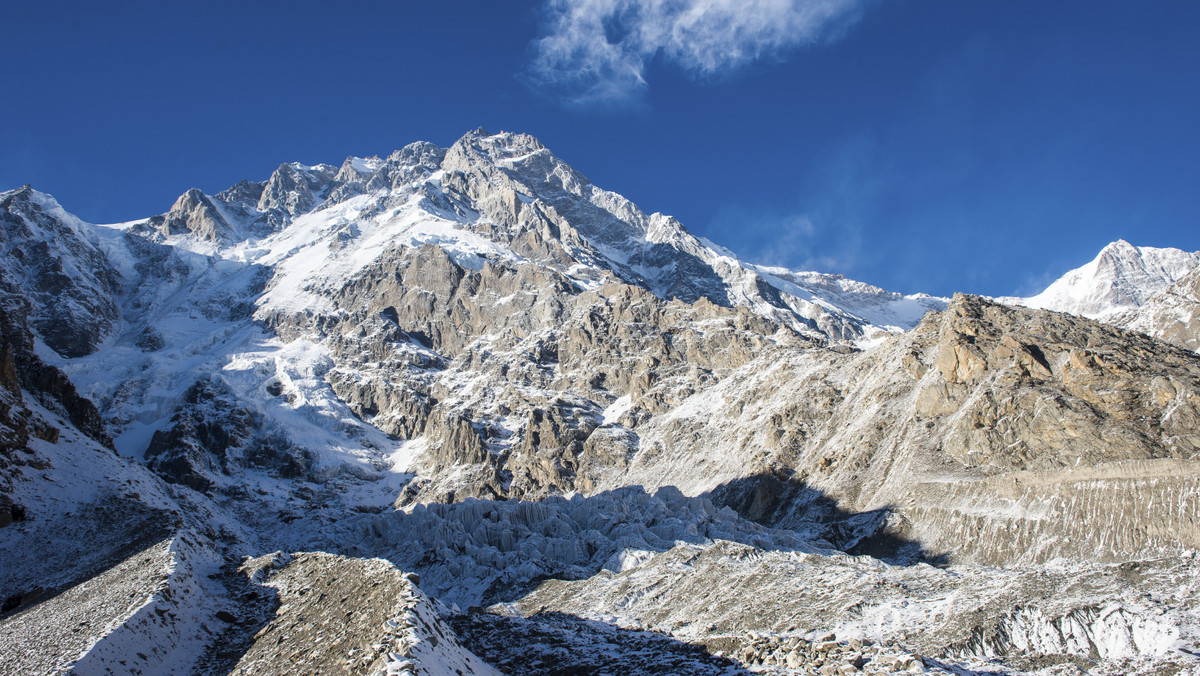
[525,0,867,105]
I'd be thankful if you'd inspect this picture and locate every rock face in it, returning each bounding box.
[144,188,238,243]
[0,294,31,458]
[0,296,31,529]
[0,187,121,357]
[273,240,793,503]
[0,278,111,448]
[0,271,113,527]
[1,130,1199,675]
[617,293,1200,566]
[144,378,313,492]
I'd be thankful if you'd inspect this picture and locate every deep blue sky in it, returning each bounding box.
[4,0,1198,297]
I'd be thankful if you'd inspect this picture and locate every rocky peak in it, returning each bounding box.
[446,130,550,168]
[0,185,35,205]
[214,179,266,211]
[1098,237,1138,257]
[365,142,446,193]
[256,162,337,221]
[439,131,592,219]
[246,129,946,343]
[333,155,382,184]
[433,130,741,304]
[0,188,121,357]
[138,163,342,246]
[145,188,235,243]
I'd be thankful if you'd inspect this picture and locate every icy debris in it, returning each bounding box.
[954,603,1180,662]
[448,609,746,675]
[603,547,659,573]
[342,486,815,608]
[725,633,938,674]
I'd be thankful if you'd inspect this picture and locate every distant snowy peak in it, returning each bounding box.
[1014,240,1200,320]
[998,239,1200,353]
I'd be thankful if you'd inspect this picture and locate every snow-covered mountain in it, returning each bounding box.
[1003,238,1200,350]
[2,129,1200,675]
[1119,265,1200,351]
[116,129,945,342]
[1,129,947,496]
[1009,239,1198,319]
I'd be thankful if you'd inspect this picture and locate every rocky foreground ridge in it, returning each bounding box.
[1,129,1199,674]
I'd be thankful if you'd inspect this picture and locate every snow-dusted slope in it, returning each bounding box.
[749,264,945,341]
[1119,265,1200,351]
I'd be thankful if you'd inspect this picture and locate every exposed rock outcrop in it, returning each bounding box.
[0,274,110,458]
[263,238,800,503]
[0,187,121,357]
[143,188,237,243]
[609,294,1200,566]
[144,377,313,492]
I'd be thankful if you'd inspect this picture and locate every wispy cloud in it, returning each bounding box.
[525,0,868,105]
[707,133,882,278]
[709,204,861,275]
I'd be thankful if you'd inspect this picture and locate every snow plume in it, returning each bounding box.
[526,0,867,105]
